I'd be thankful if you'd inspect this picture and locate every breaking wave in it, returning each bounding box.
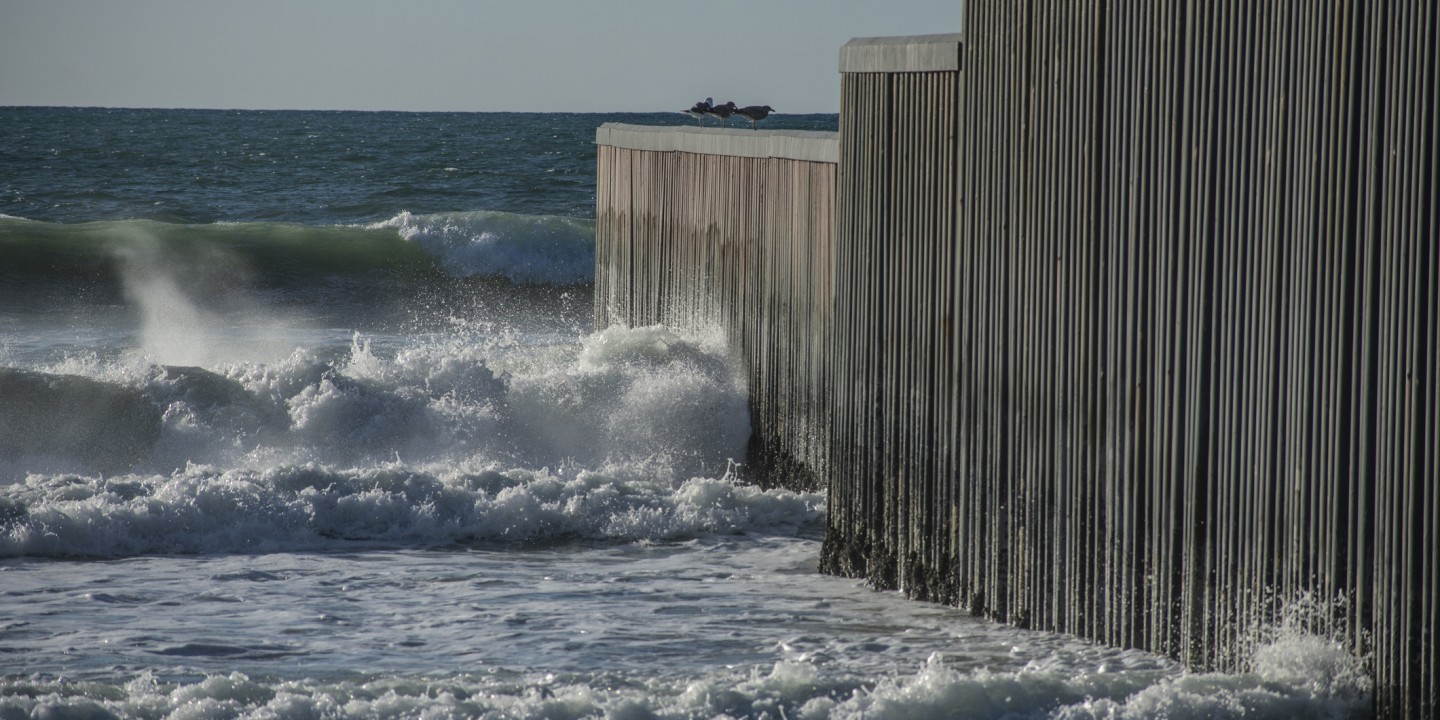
[0,325,791,558]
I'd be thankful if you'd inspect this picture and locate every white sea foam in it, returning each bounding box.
[0,324,783,558]
[371,210,595,285]
[2,321,748,473]
[820,642,1371,720]
[0,636,1369,720]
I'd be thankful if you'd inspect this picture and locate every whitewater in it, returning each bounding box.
[0,107,1371,718]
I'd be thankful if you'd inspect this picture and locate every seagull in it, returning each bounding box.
[705,101,738,126]
[684,97,713,125]
[734,105,774,130]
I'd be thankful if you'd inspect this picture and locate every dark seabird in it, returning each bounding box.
[734,105,774,130]
[684,97,713,125]
[705,101,738,126]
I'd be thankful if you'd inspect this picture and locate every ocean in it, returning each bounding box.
[0,106,1371,719]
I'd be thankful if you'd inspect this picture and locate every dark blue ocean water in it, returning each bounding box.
[2,107,837,225]
[0,107,1369,719]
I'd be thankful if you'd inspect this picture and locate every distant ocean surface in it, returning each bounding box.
[0,107,1370,719]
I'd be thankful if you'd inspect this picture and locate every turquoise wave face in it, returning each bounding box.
[0,212,595,311]
[0,216,437,287]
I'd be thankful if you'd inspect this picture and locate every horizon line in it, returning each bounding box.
[0,103,839,115]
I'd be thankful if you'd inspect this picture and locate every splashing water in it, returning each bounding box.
[0,108,1371,720]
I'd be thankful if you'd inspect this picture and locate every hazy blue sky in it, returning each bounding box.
[0,0,960,113]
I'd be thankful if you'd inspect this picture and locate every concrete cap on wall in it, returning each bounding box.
[595,123,839,164]
[840,33,962,73]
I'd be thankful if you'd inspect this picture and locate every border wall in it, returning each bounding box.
[824,34,965,609]
[594,124,838,488]
[821,13,1437,717]
[594,8,1437,714]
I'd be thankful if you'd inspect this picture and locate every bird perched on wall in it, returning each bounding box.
[734,105,774,130]
[705,101,738,126]
[684,97,713,125]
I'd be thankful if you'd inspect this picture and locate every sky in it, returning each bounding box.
[0,0,961,113]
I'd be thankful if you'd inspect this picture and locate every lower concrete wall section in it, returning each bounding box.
[594,125,838,489]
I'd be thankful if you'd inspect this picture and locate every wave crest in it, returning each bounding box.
[371,210,595,285]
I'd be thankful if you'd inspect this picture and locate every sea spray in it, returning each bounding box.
[110,224,286,366]
[507,324,750,476]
